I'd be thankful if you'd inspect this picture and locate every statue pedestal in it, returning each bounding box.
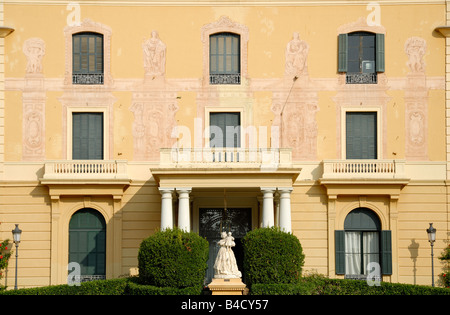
[208,278,246,295]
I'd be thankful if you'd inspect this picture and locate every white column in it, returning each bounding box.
[261,188,275,228]
[159,188,174,230]
[278,187,293,233]
[177,187,192,231]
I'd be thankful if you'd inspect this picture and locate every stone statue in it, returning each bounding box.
[213,231,242,279]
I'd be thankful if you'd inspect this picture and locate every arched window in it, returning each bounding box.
[209,33,240,84]
[335,208,392,279]
[72,32,104,84]
[69,208,106,282]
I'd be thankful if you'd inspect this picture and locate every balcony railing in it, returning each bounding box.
[209,73,241,85]
[322,159,406,180]
[160,148,292,169]
[42,160,128,181]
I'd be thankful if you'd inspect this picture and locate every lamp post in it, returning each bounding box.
[426,223,436,287]
[11,224,22,290]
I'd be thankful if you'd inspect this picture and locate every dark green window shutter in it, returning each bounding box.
[210,112,240,148]
[381,230,392,275]
[376,33,385,73]
[73,32,104,75]
[210,33,240,75]
[335,230,345,274]
[69,209,106,277]
[346,112,377,159]
[72,113,104,160]
[338,34,348,73]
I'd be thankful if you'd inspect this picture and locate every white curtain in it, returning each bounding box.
[345,231,380,276]
[363,232,380,276]
[345,232,361,275]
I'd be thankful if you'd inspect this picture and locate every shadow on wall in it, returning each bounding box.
[408,239,419,285]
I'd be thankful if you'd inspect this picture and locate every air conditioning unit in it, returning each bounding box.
[362,60,375,73]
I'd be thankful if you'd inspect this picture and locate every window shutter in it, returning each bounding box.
[376,33,385,73]
[335,230,345,274]
[381,230,392,275]
[72,113,103,160]
[338,34,348,73]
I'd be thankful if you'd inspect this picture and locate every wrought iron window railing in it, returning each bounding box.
[210,73,241,85]
[346,73,377,84]
[72,73,104,85]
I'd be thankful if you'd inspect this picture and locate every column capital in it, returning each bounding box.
[158,187,174,193]
[277,187,293,194]
[176,187,192,193]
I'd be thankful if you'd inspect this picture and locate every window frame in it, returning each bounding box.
[67,107,109,160]
[64,19,112,86]
[72,32,104,85]
[208,111,242,149]
[338,31,385,84]
[209,32,241,85]
[201,16,249,86]
[341,108,382,160]
[335,208,392,277]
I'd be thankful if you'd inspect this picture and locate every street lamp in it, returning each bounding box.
[11,224,22,290]
[426,223,436,287]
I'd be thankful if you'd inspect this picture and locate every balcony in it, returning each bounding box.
[322,159,406,180]
[41,160,129,183]
[152,148,300,189]
[320,159,410,197]
[159,148,293,170]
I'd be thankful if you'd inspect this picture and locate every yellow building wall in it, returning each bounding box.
[0,1,448,289]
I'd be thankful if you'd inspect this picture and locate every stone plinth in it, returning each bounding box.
[208,278,246,295]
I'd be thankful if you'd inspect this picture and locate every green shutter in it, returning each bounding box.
[335,230,345,274]
[381,230,392,275]
[376,33,385,73]
[69,209,106,276]
[210,112,240,148]
[73,113,104,160]
[338,34,348,73]
[346,112,377,159]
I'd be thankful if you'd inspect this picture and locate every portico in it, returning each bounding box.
[151,148,300,234]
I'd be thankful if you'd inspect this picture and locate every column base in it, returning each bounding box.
[208,278,247,295]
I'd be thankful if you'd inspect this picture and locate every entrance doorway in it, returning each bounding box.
[69,208,106,282]
[199,207,252,284]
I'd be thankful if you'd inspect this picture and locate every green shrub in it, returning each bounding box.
[126,278,203,295]
[249,274,450,295]
[0,278,129,295]
[138,228,209,288]
[242,227,305,287]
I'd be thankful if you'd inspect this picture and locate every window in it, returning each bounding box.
[72,32,104,84]
[69,208,106,282]
[338,32,384,84]
[72,113,104,160]
[209,112,241,148]
[209,33,240,85]
[335,208,392,279]
[346,112,377,159]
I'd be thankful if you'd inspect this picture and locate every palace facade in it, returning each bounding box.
[0,0,449,288]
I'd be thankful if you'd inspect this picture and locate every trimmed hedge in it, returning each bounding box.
[0,278,129,295]
[138,228,209,288]
[250,275,450,295]
[0,277,203,295]
[242,227,305,287]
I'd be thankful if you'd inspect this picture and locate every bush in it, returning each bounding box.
[138,228,209,288]
[439,244,450,288]
[242,227,305,287]
[0,278,129,295]
[249,274,450,295]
